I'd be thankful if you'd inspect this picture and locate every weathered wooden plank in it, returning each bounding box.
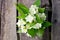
[19,0,35,8]
[0,0,17,40]
[41,0,49,7]
[51,0,60,40]
[20,33,41,40]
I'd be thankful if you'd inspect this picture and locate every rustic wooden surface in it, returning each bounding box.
[1,0,59,40]
[19,0,35,7]
[0,0,17,40]
[41,0,49,7]
[51,0,60,40]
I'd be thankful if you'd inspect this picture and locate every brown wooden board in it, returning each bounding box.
[51,0,60,40]
[0,0,17,40]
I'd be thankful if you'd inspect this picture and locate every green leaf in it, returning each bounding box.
[17,3,29,14]
[16,16,24,19]
[35,14,43,23]
[42,21,51,29]
[30,22,36,27]
[37,28,44,37]
[33,0,41,7]
[27,29,38,37]
[38,8,45,13]
[16,5,26,19]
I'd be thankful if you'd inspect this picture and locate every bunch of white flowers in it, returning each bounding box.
[16,5,46,37]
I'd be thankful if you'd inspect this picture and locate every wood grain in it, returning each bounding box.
[0,0,17,40]
[51,0,60,40]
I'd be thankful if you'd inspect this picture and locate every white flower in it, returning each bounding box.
[26,33,31,37]
[39,13,46,20]
[25,14,35,23]
[20,25,31,33]
[29,5,38,15]
[16,19,26,27]
[26,24,32,29]
[20,24,32,33]
[21,28,27,33]
[18,26,27,33]
[32,23,42,29]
